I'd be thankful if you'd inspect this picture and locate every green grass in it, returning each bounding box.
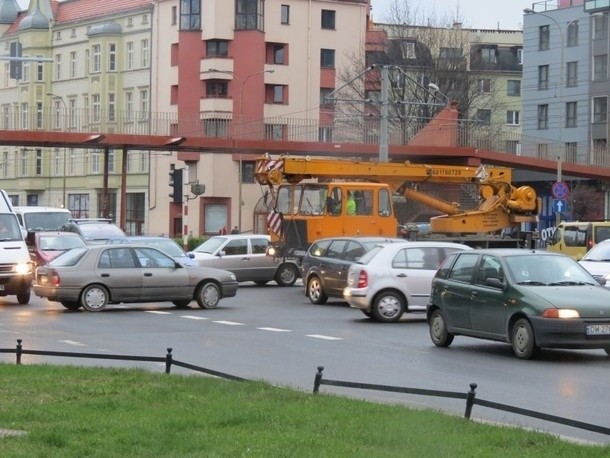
[0,364,607,457]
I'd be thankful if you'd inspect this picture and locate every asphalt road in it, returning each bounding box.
[1,281,609,445]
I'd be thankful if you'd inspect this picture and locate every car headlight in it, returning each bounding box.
[229,273,236,281]
[15,262,32,275]
[267,246,277,257]
[542,308,580,319]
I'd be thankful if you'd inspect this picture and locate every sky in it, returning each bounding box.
[371,0,536,30]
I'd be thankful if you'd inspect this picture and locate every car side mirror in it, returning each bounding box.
[597,277,607,286]
[188,252,195,259]
[485,278,505,289]
[218,250,226,257]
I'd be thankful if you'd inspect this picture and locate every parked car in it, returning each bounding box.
[107,236,196,266]
[344,241,472,322]
[60,218,127,244]
[427,249,610,359]
[26,231,87,266]
[578,239,610,287]
[33,244,238,312]
[301,236,405,305]
[189,234,300,286]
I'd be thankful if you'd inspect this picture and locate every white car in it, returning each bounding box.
[578,239,610,287]
[344,241,472,322]
[189,234,300,286]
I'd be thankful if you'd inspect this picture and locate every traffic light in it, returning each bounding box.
[169,167,183,204]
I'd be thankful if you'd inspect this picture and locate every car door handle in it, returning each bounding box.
[144,273,152,277]
[101,273,109,277]
[397,273,407,278]
[470,292,478,298]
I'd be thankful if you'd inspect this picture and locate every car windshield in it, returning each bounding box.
[78,224,125,240]
[193,237,227,254]
[47,247,88,266]
[23,212,71,231]
[581,243,610,262]
[40,235,86,250]
[505,254,597,286]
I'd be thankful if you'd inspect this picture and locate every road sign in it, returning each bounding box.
[551,181,570,199]
[553,199,568,213]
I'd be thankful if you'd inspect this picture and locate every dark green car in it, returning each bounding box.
[427,249,610,359]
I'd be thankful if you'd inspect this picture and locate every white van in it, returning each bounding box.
[0,192,34,304]
[14,206,72,232]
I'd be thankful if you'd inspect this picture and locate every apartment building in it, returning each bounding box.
[0,0,153,234]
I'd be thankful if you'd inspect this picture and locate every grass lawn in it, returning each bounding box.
[0,364,608,457]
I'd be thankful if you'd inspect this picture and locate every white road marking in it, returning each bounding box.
[213,320,245,326]
[59,340,86,346]
[180,315,210,320]
[306,334,343,341]
[146,311,172,315]
[257,327,292,332]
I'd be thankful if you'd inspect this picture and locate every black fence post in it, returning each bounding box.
[16,339,22,365]
[464,383,478,419]
[313,366,324,394]
[165,348,173,374]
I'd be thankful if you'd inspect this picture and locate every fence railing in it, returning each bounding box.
[2,340,609,439]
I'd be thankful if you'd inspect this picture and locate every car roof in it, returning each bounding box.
[211,234,270,239]
[453,248,560,256]
[313,236,404,243]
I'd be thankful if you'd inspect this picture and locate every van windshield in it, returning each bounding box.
[23,212,71,231]
[0,214,23,241]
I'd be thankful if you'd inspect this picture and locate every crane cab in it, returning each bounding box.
[269,182,398,257]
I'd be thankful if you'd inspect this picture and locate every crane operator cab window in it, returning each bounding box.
[346,189,373,216]
[326,187,342,216]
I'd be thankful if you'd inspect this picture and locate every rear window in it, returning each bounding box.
[593,226,610,244]
[355,245,384,264]
[47,247,88,266]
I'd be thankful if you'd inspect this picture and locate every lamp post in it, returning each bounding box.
[206,68,274,232]
[46,92,67,208]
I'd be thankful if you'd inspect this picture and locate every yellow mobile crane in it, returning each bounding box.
[255,154,541,258]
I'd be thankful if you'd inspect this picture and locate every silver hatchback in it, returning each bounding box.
[344,241,472,322]
[189,234,300,286]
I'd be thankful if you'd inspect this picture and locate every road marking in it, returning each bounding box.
[180,315,210,320]
[213,320,245,326]
[257,327,292,332]
[59,340,86,346]
[306,334,343,341]
[146,311,172,315]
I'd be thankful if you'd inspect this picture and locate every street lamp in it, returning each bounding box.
[205,68,274,232]
[46,92,67,208]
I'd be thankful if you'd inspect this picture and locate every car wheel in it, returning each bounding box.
[371,291,404,323]
[275,263,299,287]
[307,276,328,305]
[361,310,373,318]
[80,285,109,312]
[196,282,220,309]
[429,308,454,347]
[60,301,81,311]
[511,318,539,359]
[16,291,30,305]
[172,300,191,308]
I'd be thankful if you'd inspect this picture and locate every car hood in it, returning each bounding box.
[523,285,610,317]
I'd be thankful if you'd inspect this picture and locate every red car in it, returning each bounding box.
[26,231,87,266]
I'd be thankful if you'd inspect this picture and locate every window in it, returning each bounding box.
[126,91,133,121]
[141,39,149,68]
[439,47,462,59]
[204,202,228,234]
[480,47,497,63]
[92,44,101,72]
[240,161,255,183]
[506,110,520,126]
[19,149,27,176]
[265,84,286,104]
[171,5,177,25]
[320,88,335,107]
[565,101,577,128]
[269,44,285,64]
[55,54,61,80]
[567,21,578,47]
[320,49,335,68]
[265,123,285,140]
[235,0,264,31]
[206,40,229,58]
[593,54,608,82]
[321,9,335,29]
[539,25,550,50]
[36,58,43,81]
[476,109,491,126]
[477,78,491,93]
[70,51,77,78]
[36,102,43,129]
[507,80,521,96]
[538,104,549,129]
[204,118,228,137]
[281,4,289,24]
[126,42,134,70]
[140,90,149,119]
[180,0,201,30]
[538,65,549,90]
[319,126,333,142]
[108,93,115,122]
[53,149,60,176]
[92,94,100,123]
[108,43,116,71]
[92,150,100,174]
[566,61,578,87]
[565,142,577,163]
[35,149,42,176]
[517,48,523,65]
[206,81,228,98]
[593,13,608,40]
[68,194,89,219]
[537,143,549,159]
[593,96,608,123]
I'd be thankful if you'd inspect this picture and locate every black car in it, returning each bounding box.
[301,236,404,304]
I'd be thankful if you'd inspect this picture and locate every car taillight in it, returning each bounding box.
[50,271,60,286]
[357,270,368,288]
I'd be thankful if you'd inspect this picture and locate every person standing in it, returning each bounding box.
[231,226,239,234]
[346,191,356,215]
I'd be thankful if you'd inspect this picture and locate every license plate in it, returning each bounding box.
[586,324,610,336]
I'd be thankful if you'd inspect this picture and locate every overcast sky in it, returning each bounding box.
[371,0,536,30]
